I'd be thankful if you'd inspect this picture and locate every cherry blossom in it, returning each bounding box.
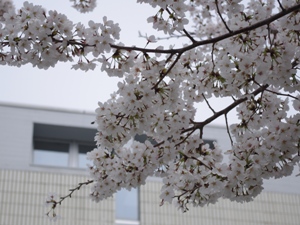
[1,0,300,217]
[0,0,14,21]
[69,0,96,13]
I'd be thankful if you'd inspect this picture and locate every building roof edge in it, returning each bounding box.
[0,101,96,115]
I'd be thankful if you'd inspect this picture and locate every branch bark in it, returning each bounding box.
[110,3,300,54]
[182,84,269,134]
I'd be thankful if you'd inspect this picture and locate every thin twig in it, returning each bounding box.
[215,0,232,33]
[265,88,299,100]
[224,113,233,146]
[183,28,197,43]
[165,7,197,43]
[211,42,216,71]
[152,52,182,91]
[175,130,196,147]
[179,151,212,170]
[267,24,275,47]
[277,0,285,11]
[202,93,216,114]
[46,179,94,218]
[58,180,94,204]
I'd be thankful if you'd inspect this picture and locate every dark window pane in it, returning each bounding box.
[204,139,215,149]
[78,144,95,154]
[34,140,69,152]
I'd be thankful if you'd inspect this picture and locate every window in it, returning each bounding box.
[33,140,69,167]
[115,188,139,225]
[78,143,95,168]
[204,139,215,149]
[32,123,96,168]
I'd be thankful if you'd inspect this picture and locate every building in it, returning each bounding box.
[0,102,299,225]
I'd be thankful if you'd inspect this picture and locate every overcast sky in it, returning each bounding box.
[0,1,156,111]
[0,0,240,125]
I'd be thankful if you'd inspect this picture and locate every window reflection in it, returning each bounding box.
[78,144,94,168]
[116,188,139,221]
[33,140,69,166]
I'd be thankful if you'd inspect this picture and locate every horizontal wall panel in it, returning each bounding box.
[0,170,114,225]
[140,180,300,225]
[1,169,300,225]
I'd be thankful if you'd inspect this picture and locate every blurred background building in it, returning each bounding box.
[0,102,299,225]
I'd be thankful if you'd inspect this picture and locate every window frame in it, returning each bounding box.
[32,123,96,169]
[115,187,140,225]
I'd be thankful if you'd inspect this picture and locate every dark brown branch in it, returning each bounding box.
[215,0,232,33]
[202,93,216,114]
[152,52,182,91]
[111,3,300,54]
[175,130,196,147]
[224,113,233,146]
[265,88,299,100]
[211,42,216,71]
[60,180,94,203]
[183,28,197,43]
[165,6,197,43]
[182,84,269,134]
[179,151,212,170]
[277,0,285,11]
[5,4,298,61]
[46,179,94,218]
[153,85,269,149]
[47,180,94,209]
[155,33,196,41]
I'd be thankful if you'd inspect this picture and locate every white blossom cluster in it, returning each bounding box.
[45,192,61,221]
[0,0,14,21]
[90,0,300,212]
[69,0,96,13]
[0,1,120,69]
[1,0,300,215]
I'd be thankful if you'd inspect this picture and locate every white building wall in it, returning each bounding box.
[0,103,96,173]
[1,169,300,225]
[0,170,114,225]
[0,102,300,225]
[140,180,300,225]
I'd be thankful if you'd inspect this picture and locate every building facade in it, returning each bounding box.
[0,102,299,225]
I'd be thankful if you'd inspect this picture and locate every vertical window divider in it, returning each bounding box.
[69,142,79,168]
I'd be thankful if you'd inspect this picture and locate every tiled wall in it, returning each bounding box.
[140,179,300,225]
[0,170,114,225]
[1,169,300,225]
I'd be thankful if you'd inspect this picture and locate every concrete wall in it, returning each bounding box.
[1,169,300,225]
[1,103,300,225]
[0,103,95,173]
[140,179,300,225]
[0,170,114,225]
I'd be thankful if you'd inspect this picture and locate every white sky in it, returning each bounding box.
[0,1,297,125]
[0,0,239,125]
[0,1,156,111]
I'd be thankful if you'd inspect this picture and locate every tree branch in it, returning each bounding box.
[152,52,182,91]
[224,113,233,146]
[202,93,216,114]
[265,88,299,100]
[215,0,232,33]
[182,84,269,134]
[110,3,300,54]
[277,0,285,11]
[46,179,94,217]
